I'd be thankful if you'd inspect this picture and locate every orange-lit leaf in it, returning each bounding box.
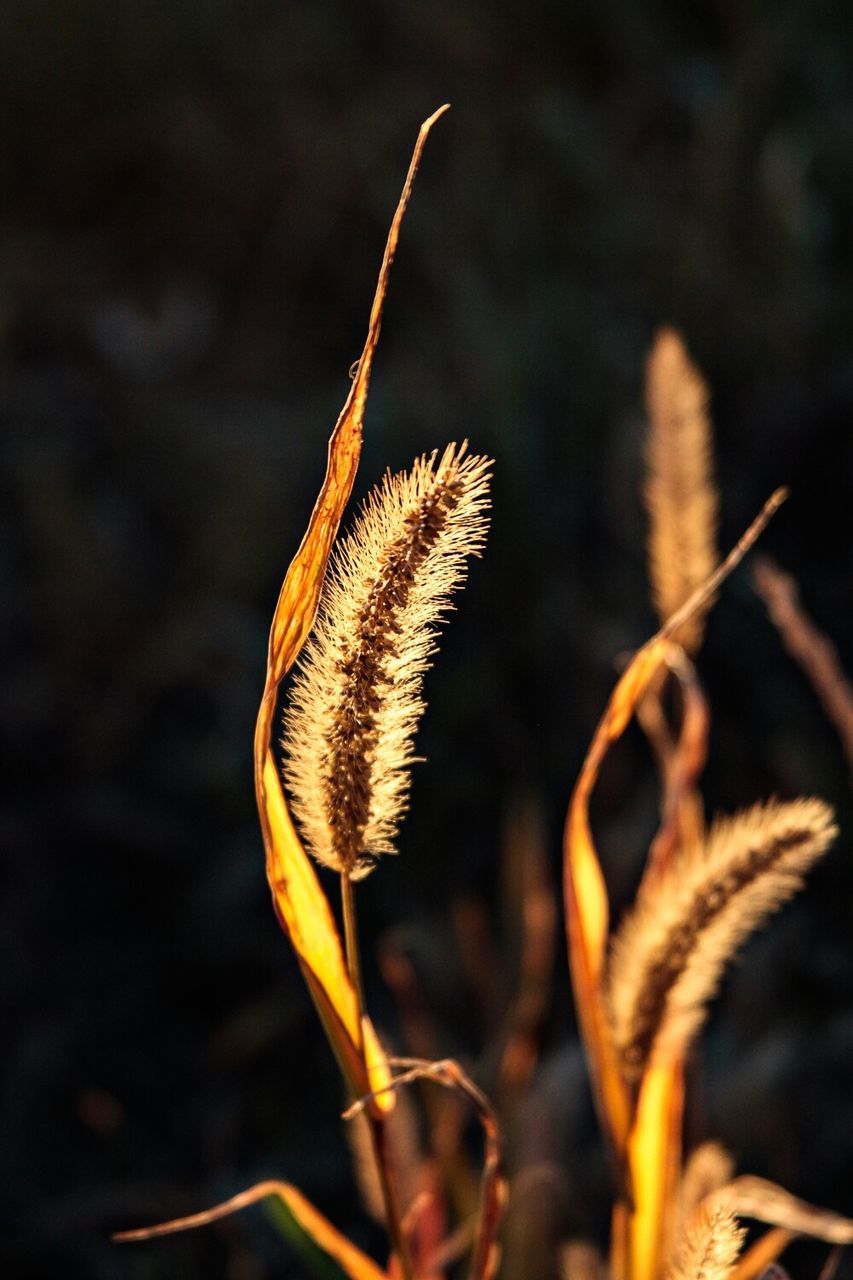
[729,1228,797,1280]
[564,638,668,1164]
[563,489,787,1173]
[254,107,449,1111]
[261,751,390,1107]
[627,1055,685,1280]
[114,1179,387,1280]
[263,103,450,687]
[628,652,705,1280]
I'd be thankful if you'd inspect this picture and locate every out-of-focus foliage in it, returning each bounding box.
[3,3,853,1278]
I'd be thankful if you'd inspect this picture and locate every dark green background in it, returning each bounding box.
[3,2,853,1276]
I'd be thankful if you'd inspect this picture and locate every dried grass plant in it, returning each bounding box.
[114,115,851,1280]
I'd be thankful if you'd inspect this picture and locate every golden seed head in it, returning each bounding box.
[645,327,719,653]
[607,797,837,1081]
[282,442,492,879]
[668,1203,745,1280]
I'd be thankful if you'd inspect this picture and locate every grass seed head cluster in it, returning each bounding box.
[115,112,851,1280]
[283,443,492,880]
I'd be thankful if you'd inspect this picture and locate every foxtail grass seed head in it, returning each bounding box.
[668,1203,745,1280]
[282,443,491,880]
[645,328,718,653]
[607,798,837,1081]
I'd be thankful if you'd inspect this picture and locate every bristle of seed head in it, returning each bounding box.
[607,798,837,1081]
[282,443,491,879]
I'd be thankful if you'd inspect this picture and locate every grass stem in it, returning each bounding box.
[340,871,416,1280]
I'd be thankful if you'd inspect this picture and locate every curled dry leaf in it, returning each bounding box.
[255,105,449,1112]
[563,489,789,1172]
[344,1057,508,1280]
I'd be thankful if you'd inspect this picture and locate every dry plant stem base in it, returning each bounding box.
[341,870,416,1280]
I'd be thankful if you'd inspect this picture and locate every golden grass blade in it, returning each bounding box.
[728,1228,797,1280]
[631,656,709,1280]
[628,1056,685,1280]
[564,489,788,1168]
[564,639,666,1165]
[263,103,450,687]
[668,1204,745,1280]
[254,107,448,1109]
[608,798,837,1082]
[560,488,788,1239]
[754,555,853,774]
[114,1179,387,1280]
[344,1058,508,1280]
[645,328,719,653]
[714,1177,853,1244]
[261,750,392,1110]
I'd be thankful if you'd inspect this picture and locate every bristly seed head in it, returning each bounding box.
[282,443,492,880]
[607,796,837,1081]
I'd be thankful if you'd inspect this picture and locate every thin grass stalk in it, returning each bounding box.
[754,555,853,775]
[342,872,366,1015]
[341,873,416,1280]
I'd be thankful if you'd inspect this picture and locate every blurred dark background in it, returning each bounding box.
[3,2,853,1277]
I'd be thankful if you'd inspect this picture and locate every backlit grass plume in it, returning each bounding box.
[645,328,718,652]
[667,1204,745,1280]
[607,797,837,1081]
[283,442,492,880]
